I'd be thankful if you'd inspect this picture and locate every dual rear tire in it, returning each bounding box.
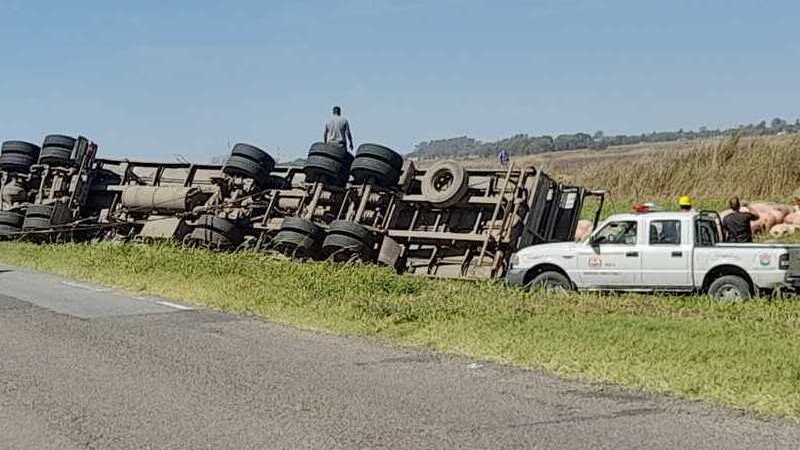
[222,143,276,188]
[186,215,243,250]
[271,217,322,258]
[322,220,375,262]
[1,141,41,173]
[349,144,403,188]
[303,142,354,187]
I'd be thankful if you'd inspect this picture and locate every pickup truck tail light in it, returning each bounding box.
[779,254,790,270]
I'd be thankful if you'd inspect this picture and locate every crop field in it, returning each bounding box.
[2,242,800,419]
[452,134,799,208]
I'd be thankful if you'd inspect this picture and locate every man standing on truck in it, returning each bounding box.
[722,196,760,242]
[323,106,354,152]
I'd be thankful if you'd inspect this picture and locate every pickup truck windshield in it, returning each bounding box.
[594,221,637,245]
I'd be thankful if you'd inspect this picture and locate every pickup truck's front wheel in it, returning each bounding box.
[527,271,573,294]
[708,275,752,301]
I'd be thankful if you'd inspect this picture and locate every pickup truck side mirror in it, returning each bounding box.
[589,235,601,246]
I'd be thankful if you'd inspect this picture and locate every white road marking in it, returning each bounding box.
[155,301,194,311]
[60,281,112,292]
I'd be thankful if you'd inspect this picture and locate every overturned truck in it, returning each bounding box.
[0,134,604,280]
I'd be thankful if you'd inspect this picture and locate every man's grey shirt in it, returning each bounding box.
[325,116,351,146]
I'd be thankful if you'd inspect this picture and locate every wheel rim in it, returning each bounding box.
[718,284,745,300]
[432,170,454,192]
[526,279,569,294]
[542,280,568,294]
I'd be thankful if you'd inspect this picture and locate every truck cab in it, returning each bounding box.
[507,210,800,299]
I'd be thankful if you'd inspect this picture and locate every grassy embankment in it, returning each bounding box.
[2,242,800,419]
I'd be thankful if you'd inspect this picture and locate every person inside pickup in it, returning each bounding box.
[593,221,637,245]
[650,220,681,245]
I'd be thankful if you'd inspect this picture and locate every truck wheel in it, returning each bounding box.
[528,271,573,293]
[305,142,353,187]
[223,155,270,187]
[2,141,41,158]
[323,221,375,262]
[39,147,73,167]
[308,142,351,162]
[230,143,275,173]
[272,217,322,258]
[354,144,404,170]
[0,211,24,228]
[349,157,399,187]
[42,134,76,150]
[420,160,469,208]
[303,154,346,185]
[189,215,243,250]
[0,153,37,173]
[0,224,19,239]
[708,275,752,301]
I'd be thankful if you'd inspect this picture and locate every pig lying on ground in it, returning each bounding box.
[747,203,783,233]
[785,212,800,225]
[769,223,800,238]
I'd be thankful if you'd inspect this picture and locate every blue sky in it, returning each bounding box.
[0,0,797,161]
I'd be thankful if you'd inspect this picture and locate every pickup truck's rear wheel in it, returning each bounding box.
[527,271,573,293]
[708,275,752,301]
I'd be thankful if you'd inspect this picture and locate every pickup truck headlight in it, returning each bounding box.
[510,254,520,268]
[780,254,790,270]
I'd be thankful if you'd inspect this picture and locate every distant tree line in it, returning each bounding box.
[408,117,800,159]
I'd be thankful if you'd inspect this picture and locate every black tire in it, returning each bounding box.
[420,160,469,208]
[272,230,318,248]
[355,144,403,170]
[189,228,237,248]
[23,205,54,230]
[25,204,54,218]
[322,233,371,258]
[231,143,275,172]
[271,230,320,257]
[308,142,351,162]
[0,153,37,172]
[22,217,52,230]
[194,214,238,234]
[39,146,73,167]
[327,220,375,246]
[303,154,347,186]
[527,271,573,293]
[307,142,353,186]
[0,211,24,228]
[1,141,41,158]
[280,217,321,236]
[349,157,400,187]
[708,275,752,301]
[223,155,270,186]
[42,134,76,150]
[191,215,243,248]
[0,224,19,238]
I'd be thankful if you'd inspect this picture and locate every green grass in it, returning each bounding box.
[2,242,800,418]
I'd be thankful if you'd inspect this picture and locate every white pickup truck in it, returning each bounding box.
[506,210,800,299]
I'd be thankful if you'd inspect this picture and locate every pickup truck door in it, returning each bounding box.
[640,217,693,288]
[577,219,642,288]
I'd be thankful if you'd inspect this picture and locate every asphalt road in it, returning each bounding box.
[1,265,798,449]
